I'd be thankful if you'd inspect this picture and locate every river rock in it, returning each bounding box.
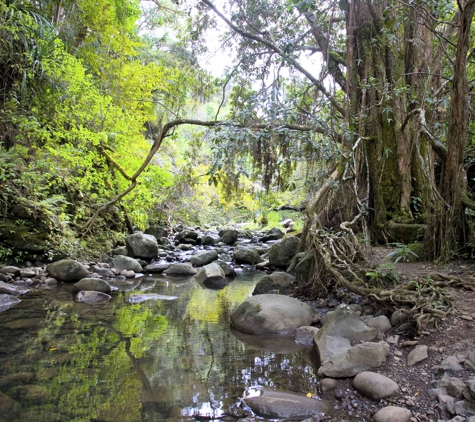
[125,233,159,259]
[142,263,170,273]
[75,291,111,305]
[0,391,20,415]
[317,341,390,378]
[8,384,49,404]
[0,266,21,276]
[145,226,169,239]
[269,236,300,268]
[0,281,28,296]
[220,229,238,245]
[367,316,392,333]
[295,326,320,345]
[315,305,378,363]
[127,294,177,303]
[113,256,142,272]
[234,245,262,265]
[202,235,218,245]
[195,262,226,287]
[243,388,331,418]
[72,278,111,294]
[252,272,296,295]
[231,294,319,335]
[216,260,235,276]
[0,294,21,312]
[165,263,197,276]
[0,372,34,387]
[46,259,89,283]
[261,227,284,242]
[353,372,399,400]
[190,250,218,266]
[372,406,412,422]
[176,230,199,245]
[407,345,428,366]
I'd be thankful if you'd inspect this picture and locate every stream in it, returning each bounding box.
[0,270,331,421]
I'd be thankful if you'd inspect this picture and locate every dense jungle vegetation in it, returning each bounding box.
[2,0,475,281]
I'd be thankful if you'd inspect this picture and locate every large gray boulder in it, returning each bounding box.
[72,278,111,294]
[176,230,199,243]
[243,389,331,419]
[252,272,296,295]
[46,259,89,283]
[231,294,319,335]
[195,262,226,287]
[165,263,197,276]
[113,256,143,272]
[125,233,158,259]
[315,305,388,378]
[190,250,218,266]
[315,305,378,362]
[317,341,390,378]
[234,245,262,265]
[269,236,299,267]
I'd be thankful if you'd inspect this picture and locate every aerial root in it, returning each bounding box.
[297,227,472,333]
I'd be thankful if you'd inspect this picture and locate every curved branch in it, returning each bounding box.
[200,0,345,116]
[82,119,329,231]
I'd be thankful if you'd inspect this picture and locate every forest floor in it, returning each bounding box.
[319,246,475,421]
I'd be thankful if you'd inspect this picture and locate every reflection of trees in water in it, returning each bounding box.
[0,274,320,421]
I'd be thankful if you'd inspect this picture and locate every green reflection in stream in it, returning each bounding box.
[0,272,324,421]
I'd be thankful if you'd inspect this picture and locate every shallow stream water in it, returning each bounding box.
[0,270,345,421]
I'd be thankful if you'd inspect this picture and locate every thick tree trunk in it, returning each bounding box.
[430,1,475,260]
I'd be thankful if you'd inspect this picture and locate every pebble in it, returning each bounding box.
[461,315,473,321]
[402,341,419,347]
[394,350,403,357]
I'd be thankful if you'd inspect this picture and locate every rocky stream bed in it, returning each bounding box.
[0,223,474,421]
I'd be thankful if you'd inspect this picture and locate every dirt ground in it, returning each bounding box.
[317,247,475,422]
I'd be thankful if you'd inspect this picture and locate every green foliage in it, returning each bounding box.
[387,243,419,263]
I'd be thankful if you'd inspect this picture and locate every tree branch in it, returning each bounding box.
[200,0,345,116]
[82,119,328,231]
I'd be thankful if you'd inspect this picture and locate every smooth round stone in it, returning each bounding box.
[372,406,411,422]
[353,371,399,400]
[72,278,111,294]
[231,294,318,335]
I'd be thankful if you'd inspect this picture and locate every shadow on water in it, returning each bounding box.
[0,270,354,421]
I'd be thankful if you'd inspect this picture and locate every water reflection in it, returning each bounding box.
[0,271,323,421]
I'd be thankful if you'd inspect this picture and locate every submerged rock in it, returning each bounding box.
[46,259,89,283]
[231,294,319,335]
[127,294,177,303]
[0,282,29,296]
[243,388,331,418]
[0,294,21,313]
[75,291,111,305]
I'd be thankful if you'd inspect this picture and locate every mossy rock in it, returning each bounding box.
[407,243,424,261]
[387,220,426,243]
